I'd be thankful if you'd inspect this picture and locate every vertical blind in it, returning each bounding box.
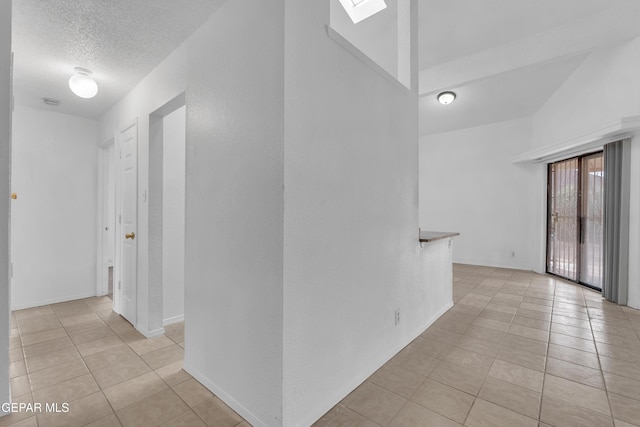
[602,139,631,304]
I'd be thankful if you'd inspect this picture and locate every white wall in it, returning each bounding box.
[11,105,98,309]
[1,0,12,413]
[162,106,185,324]
[98,44,187,336]
[418,36,640,303]
[420,118,542,271]
[532,37,640,149]
[533,36,640,308]
[98,1,452,425]
[329,0,398,79]
[98,5,284,423]
[282,1,450,425]
[183,1,284,425]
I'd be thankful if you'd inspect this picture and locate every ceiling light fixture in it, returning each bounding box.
[68,67,98,99]
[437,91,456,105]
[338,0,387,24]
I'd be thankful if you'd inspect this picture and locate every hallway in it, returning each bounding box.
[6,298,248,426]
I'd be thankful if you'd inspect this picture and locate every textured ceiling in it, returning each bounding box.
[12,0,226,119]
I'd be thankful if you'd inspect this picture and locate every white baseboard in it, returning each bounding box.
[297,300,454,427]
[163,315,184,326]
[182,363,269,427]
[454,259,539,273]
[137,326,165,338]
[181,301,453,427]
[11,291,98,311]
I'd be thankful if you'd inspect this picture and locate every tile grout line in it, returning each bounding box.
[96,309,200,427]
[15,298,195,427]
[55,299,121,427]
[543,280,622,425]
[79,301,132,427]
[460,271,538,426]
[588,296,617,423]
[460,275,509,426]
[93,309,217,426]
[19,300,112,426]
[400,352,471,426]
[384,400,411,427]
[536,276,556,425]
[12,300,228,426]
[13,272,640,427]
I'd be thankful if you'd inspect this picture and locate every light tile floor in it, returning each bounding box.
[4,296,249,427]
[5,264,640,426]
[315,264,640,427]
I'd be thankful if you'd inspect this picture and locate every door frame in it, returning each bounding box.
[96,138,115,297]
[96,93,185,335]
[580,152,605,288]
[546,150,604,290]
[546,157,580,282]
[148,93,186,328]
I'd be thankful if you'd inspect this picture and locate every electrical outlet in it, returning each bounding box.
[394,309,400,326]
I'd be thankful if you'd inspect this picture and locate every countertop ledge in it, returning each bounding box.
[419,231,460,243]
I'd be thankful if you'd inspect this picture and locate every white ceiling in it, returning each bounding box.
[419,0,633,70]
[12,0,226,119]
[419,0,640,135]
[11,1,640,129]
[419,54,587,135]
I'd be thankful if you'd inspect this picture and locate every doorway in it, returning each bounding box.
[159,105,186,325]
[98,141,116,300]
[547,152,604,289]
[97,122,138,325]
[148,93,186,330]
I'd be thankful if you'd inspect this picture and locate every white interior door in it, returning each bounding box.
[117,121,138,324]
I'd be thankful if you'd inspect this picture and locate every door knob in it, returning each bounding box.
[125,232,136,240]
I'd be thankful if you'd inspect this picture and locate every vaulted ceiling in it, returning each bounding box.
[418,0,640,134]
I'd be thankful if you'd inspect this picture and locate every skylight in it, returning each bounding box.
[338,0,387,24]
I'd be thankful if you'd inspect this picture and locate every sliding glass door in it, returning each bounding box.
[547,152,604,289]
[548,158,580,282]
[580,153,604,288]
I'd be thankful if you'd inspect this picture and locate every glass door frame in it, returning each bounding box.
[546,151,604,291]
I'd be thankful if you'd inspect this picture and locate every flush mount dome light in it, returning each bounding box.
[68,67,98,99]
[338,0,387,24]
[437,91,456,105]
